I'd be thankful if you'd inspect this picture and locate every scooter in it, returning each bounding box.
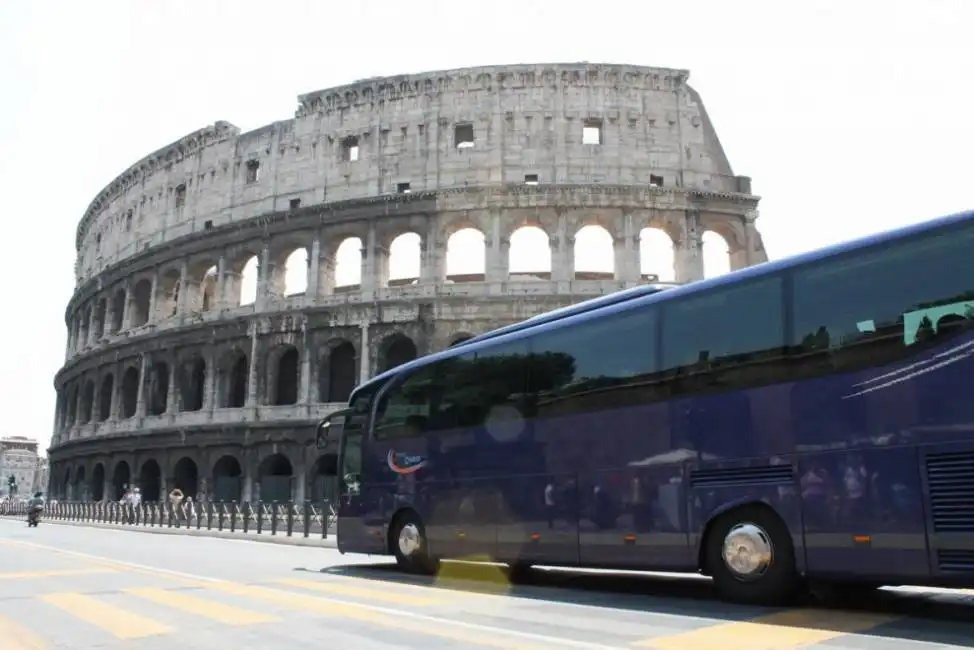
[27,508,41,527]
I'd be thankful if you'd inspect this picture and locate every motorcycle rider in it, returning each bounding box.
[27,491,45,524]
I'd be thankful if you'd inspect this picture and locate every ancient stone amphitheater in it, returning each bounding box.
[49,63,767,505]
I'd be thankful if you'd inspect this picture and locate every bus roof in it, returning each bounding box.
[452,282,678,348]
[348,209,974,402]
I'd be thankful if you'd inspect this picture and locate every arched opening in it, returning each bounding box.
[388,232,420,286]
[90,463,105,501]
[173,457,199,498]
[211,455,243,502]
[121,367,139,418]
[258,454,293,503]
[147,362,169,416]
[97,374,114,422]
[573,224,615,280]
[111,461,131,501]
[221,350,248,408]
[79,380,95,423]
[310,454,339,502]
[93,298,107,339]
[639,227,675,282]
[66,385,78,425]
[702,230,732,279]
[131,279,152,327]
[200,265,218,311]
[239,255,258,306]
[178,356,206,412]
[508,225,551,279]
[445,227,486,282]
[283,247,309,296]
[379,335,417,373]
[334,237,362,289]
[138,459,162,502]
[157,269,181,319]
[61,468,72,501]
[321,341,356,403]
[110,288,125,332]
[272,346,300,406]
[73,466,87,501]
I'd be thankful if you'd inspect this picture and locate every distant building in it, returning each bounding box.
[32,457,49,495]
[0,437,40,497]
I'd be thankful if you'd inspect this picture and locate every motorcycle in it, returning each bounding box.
[27,507,42,527]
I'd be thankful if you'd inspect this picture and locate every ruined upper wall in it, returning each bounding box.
[74,62,747,285]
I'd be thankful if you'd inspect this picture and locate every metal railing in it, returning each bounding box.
[1,500,336,539]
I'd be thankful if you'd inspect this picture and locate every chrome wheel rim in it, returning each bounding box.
[721,522,773,580]
[398,522,422,557]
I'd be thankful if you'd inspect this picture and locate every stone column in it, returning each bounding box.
[674,209,704,283]
[306,235,321,304]
[247,323,260,407]
[485,210,509,282]
[121,283,133,330]
[147,273,159,324]
[358,323,370,384]
[299,328,312,404]
[165,355,178,414]
[176,260,189,316]
[551,212,573,282]
[135,355,149,418]
[109,362,121,420]
[255,245,271,310]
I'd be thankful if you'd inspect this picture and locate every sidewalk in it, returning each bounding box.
[1,515,338,548]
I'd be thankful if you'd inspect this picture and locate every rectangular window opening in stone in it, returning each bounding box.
[454,123,474,148]
[203,220,213,230]
[289,198,301,210]
[649,174,664,187]
[174,184,187,207]
[125,210,133,232]
[524,174,539,185]
[245,160,260,183]
[397,182,411,194]
[342,136,360,162]
[582,119,603,145]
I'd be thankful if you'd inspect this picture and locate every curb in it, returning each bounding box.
[1,516,337,548]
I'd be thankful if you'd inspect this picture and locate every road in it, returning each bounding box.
[0,519,972,649]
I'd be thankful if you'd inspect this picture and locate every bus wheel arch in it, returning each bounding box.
[698,501,801,605]
[387,507,439,575]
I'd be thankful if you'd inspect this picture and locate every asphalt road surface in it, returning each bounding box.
[0,518,972,649]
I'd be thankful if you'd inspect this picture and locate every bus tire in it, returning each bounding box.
[390,511,439,575]
[705,504,800,605]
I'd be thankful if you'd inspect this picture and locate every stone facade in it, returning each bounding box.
[49,63,767,505]
[0,437,40,497]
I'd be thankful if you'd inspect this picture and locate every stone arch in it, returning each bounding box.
[73,466,87,501]
[702,230,732,279]
[639,226,676,282]
[156,268,181,319]
[318,339,356,403]
[387,232,421,286]
[508,225,551,278]
[97,373,113,421]
[109,288,125,332]
[211,455,243,502]
[173,457,199,498]
[90,463,105,501]
[178,354,207,412]
[79,379,95,423]
[445,226,486,282]
[66,384,78,426]
[146,361,169,416]
[573,224,615,280]
[138,459,162,501]
[379,333,418,373]
[268,236,311,297]
[333,236,363,290]
[186,257,219,312]
[111,460,131,501]
[238,254,259,306]
[309,453,339,502]
[61,467,72,500]
[267,344,300,406]
[130,278,152,327]
[93,297,107,339]
[258,453,293,503]
[120,366,139,419]
[219,348,248,408]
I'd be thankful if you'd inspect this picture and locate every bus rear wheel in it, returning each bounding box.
[705,505,801,605]
[390,511,439,575]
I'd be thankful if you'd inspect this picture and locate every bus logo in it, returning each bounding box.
[387,450,428,475]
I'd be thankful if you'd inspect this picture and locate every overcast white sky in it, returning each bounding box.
[1,0,971,454]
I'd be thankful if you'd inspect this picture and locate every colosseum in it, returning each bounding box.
[49,62,768,506]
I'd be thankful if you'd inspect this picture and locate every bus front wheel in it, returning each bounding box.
[704,505,801,605]
[390,511,439,575]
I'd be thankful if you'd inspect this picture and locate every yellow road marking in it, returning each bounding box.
[0,568,115,580]
[38,592,172,640]
[209,582,545,649]
[275,577,445,606]
[0,614,47,650]
[124,587,280,626]
[636,609,897,649]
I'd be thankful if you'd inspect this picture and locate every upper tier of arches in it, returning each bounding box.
[74,62,753,283]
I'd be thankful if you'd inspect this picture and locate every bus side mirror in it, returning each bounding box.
[315,419,331,450]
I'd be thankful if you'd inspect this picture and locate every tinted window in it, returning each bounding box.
[791,221,974,374]
[660,276,786,393]
[372,366,438,440]
[529,307,658,417]
[433,340,530,434]
[346,382,382,435]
